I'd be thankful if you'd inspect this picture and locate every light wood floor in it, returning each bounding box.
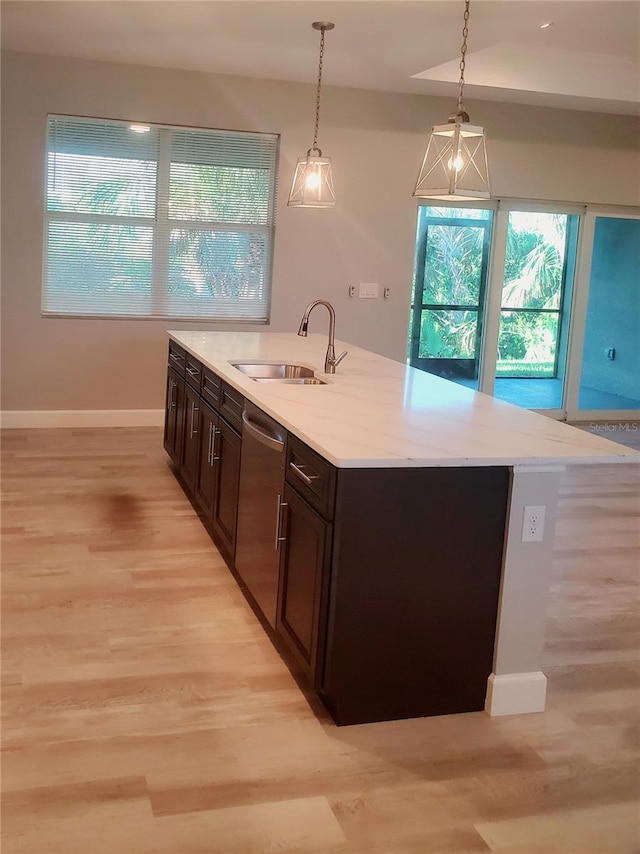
[2,426,639,854]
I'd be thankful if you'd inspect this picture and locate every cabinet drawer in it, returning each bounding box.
[285,435,336,520]
[201,368,221,411]
[168,341,186,376]
[185,354,202,392]
[219,382,244,433]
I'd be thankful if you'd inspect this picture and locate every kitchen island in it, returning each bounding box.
[165,330,637,725]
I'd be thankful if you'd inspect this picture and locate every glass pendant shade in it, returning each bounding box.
[288,149,335,207]
[413,119,490,201]
[287,21,335,208]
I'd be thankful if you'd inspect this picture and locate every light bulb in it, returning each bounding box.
[448,153,465,173]
[305,170,321,190]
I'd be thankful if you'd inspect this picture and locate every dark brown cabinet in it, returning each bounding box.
[275,435,335,688]
[164,341,511,727]
[164,341,187,466]
[181,384,200,493]
[167,340,186,375]
[195,401,218,524]
[276,482,332,688]
[276,437,510,725]
[321,466,510,725]
[164,346,243,564]
[185,354,202,392]
[163,367,185,466]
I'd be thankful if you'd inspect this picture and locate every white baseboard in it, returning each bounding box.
[0,410,164,429]
[485,671,547,716]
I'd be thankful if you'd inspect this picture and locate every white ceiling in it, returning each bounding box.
[2,0,639,115]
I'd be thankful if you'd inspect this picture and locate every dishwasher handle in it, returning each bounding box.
[242,409,285,452]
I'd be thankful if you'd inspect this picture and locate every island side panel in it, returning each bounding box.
[486,465,564,716]
[321,466,510,726]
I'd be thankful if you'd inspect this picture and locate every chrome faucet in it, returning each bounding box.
[297,300,348,374]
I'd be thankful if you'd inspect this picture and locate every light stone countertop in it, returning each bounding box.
[168,331,639,469]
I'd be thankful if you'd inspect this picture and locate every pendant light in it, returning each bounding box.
[413,0,490,200]
[287,22,336,208]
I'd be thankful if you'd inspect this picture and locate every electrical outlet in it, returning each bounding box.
[522,505,546,542]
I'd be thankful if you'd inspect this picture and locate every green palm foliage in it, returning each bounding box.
[414,209,571,376]
[168,162,269,300]
[423,223,482,305]
[49,152,270,301]
[502,213,566,310]
[419,219,484,359]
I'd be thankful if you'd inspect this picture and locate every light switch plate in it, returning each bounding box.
[359,282,378,299]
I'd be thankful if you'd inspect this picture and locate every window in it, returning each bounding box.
[43,116,279,321]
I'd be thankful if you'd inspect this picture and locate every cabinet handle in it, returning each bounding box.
[189,401,199,438]
[241,410,285,452]
[289,461,318,486]
[168,379,176,410]
[207,422,214,466]
[212,427,222,461]
[169,352,182,365]
[274,493,288,550]
[186,366,199,377]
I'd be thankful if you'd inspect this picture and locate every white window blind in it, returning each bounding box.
[43,115,279,321]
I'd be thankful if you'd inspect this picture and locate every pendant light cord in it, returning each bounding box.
[310,26,327,154]
[456,0,471,118]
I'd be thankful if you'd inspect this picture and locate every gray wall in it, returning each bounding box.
[2,49,640,413]
[579,217,640,404]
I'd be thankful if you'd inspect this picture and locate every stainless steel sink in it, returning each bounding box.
[231,362,326,384]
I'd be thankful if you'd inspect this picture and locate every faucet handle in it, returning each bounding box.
[333,350,348,368]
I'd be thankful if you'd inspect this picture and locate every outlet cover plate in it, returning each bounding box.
[522,505,546,542]
[359,282,378,299]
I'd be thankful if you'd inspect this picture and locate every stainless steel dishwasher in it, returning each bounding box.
[235,401,286,628]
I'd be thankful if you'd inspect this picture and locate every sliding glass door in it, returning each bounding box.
[408,206,492,390]
[409,201,639,420]
[492,209,580,411]
[566,212,640,418]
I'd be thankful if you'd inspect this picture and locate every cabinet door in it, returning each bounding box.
[276,483,332,688]
[322,466,510,725]
[211,418,241,559]
[163,368,185,466]
[181,384,200,493]
[195,402,217,524]
[163,370,176,456]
